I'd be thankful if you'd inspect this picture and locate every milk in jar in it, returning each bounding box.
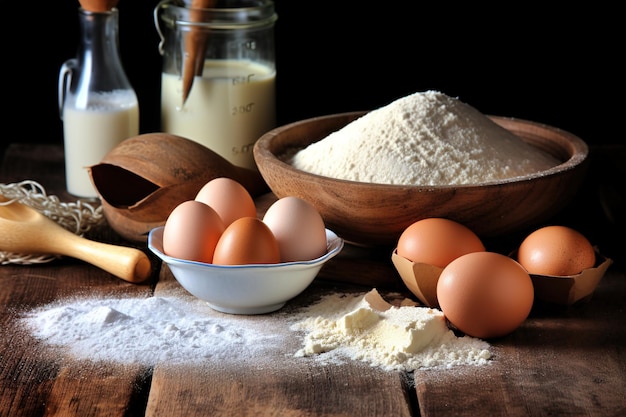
[59,6,139,198]
[161,60,275,170]
[63,95,139,197]
[155,0,277,171]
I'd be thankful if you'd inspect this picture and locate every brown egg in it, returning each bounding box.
[437,252,534,339]
[163,200,225,263]
[262,196,327,262]
[517,225,596,276]
[213,217,280,265]
[195,177,257,227]
[397,218,485,268]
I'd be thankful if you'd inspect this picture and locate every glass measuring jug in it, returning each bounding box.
[155,0,277,171]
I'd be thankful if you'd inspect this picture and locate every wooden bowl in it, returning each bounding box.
[253,112,589,246]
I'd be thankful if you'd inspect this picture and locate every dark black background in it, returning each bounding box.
[3,1,622,159]
[1,2,624,261]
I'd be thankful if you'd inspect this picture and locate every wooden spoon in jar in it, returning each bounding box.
[79,0,119,12]
[182,0,216,104]
[0,196,152,283]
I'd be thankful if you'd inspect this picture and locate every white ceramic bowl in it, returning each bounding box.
[148,226,344,314]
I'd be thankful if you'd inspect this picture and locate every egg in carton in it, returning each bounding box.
[513,225,613,306]
[520,250,612,306]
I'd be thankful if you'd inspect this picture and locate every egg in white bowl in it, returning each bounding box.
[148,226,344,314]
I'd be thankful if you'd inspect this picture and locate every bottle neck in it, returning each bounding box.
[76,7,132,92]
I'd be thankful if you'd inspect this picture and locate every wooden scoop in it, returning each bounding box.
[89,132,269,242]
[0,196,152,283]
[182,0,216,104]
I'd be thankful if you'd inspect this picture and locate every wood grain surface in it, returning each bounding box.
[1,144,625,417]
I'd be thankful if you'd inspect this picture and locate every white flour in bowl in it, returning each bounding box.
[290,91,559,185]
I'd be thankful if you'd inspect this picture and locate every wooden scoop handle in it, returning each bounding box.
[57,233,153,283]
[0,211,152,283]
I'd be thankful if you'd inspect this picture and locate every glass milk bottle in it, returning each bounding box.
[155,0,277,171]
[59,5,139,198]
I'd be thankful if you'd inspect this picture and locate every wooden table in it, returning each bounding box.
[1,143,624,416]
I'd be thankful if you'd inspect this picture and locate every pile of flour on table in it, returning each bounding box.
[290,289,491,371]
[19,294,285,366]
[18,289,490,371]
[291,90,559,185]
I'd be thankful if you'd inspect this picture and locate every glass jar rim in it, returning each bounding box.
[157,0,277,30]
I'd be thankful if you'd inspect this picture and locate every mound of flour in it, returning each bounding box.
[17,289,490,372]
[291,289,491,371]
[291,91,559,185]
[19,295,284,366]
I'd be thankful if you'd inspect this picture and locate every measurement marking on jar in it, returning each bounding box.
[231,142,255,155]
[232,102,256,115]
[232,74,257,85]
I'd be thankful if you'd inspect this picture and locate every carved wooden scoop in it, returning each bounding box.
[0,196,152,283]
[88,132,268,242]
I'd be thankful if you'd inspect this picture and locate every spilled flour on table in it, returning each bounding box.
[19,294,286,366]
[290,289,492,371]
[18,288,491,372]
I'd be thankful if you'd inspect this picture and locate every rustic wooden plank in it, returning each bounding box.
[414,269,626,417]
[0,262,157,417]
[0,144,68,198]
[147,361,414,417]
[145,267,416,417]
[3,143,625,417]
[43,365,151,417]
[1,144,158,417]
[0,303,57,417]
